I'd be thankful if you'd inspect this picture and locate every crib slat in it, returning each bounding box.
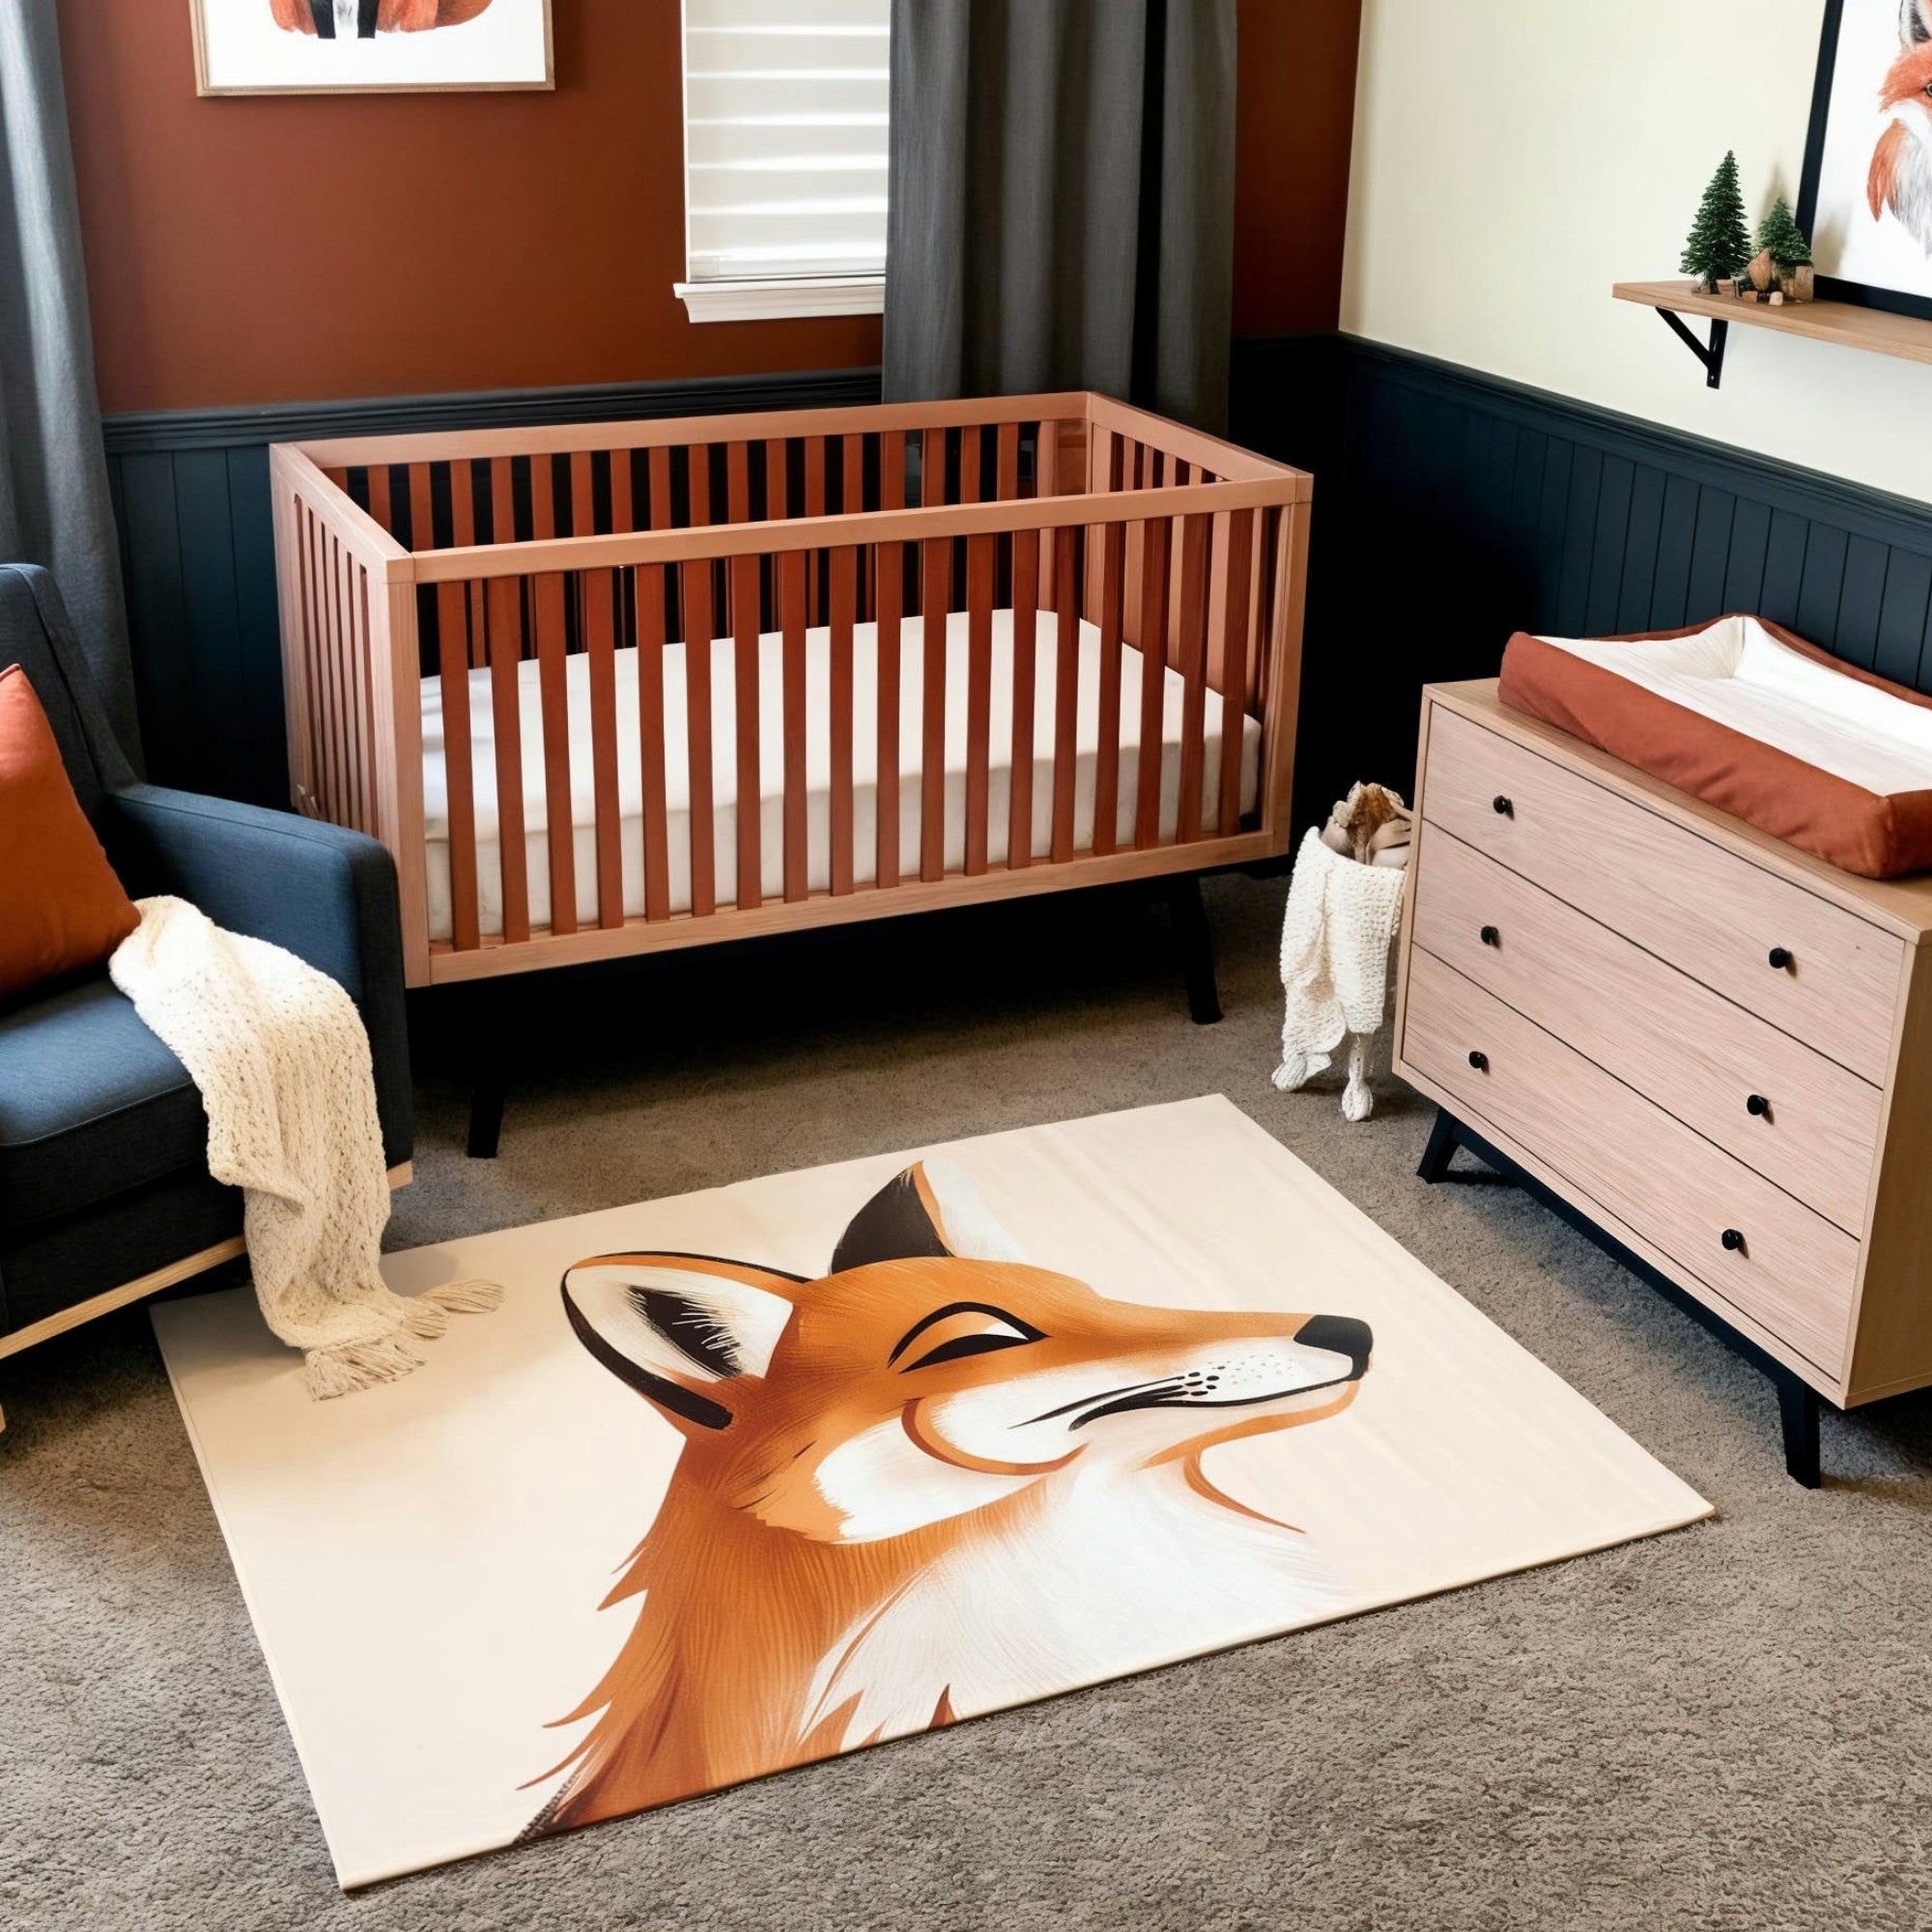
[996,424,1019,504]
[1050,526,1080,863]
[367,465,393,538]
[959,427,981,505]
[437,571,480,951]
[610,451,635,534]
[963,532,995,874]
[730,551,762,910]
[780,548,809,901]
[636,564,672,922]
[408,465,434,553]
[530,452,556,541]
[727,442,751,526]
[882,431,905,509]
[320,528,346,826]
[922,427,945,510]
[1134,518,1173,849]
[491,457,517,550]
[804,437,826,621]
[1008,524,1038,868]
[1175,514,1212,845]
[689,443,712,527]
[331,533,357,828]
[1217,510,1255,837]
[829,545,857,895]
[648,447,673,532]
[875,538,903,890]
[766,440,788,523]
[487,575,530,942]
[1093,520,1127,855]
[347,545,374,834]
[570,450,595,537]
[533,570,577,936]
[302,513,332,816]
[920,532,951,882]
[450,466,484,668]
[583,569,623,928]
[681,556,717,917]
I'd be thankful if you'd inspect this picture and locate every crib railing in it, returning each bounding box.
[272,394,1310,986]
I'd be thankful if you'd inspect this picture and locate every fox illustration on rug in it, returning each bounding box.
[526,1159,1374,1835]
[1872,0,1932,253]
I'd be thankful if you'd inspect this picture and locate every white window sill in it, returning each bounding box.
[675,275,885,324]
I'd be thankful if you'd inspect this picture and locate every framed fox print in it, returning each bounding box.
[1799,0,1932,320]
[190,0,554,97]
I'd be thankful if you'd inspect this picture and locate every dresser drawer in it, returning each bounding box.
[1410,825,1884,1234]
[1422,705,1904,1083]
[1402,949,1859,1376]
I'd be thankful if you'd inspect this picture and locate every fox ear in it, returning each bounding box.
[831,1159,1030,1272]
[561,1254,803,1432]
[1909,0,1931,44]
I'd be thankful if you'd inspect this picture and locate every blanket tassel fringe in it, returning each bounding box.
[303,1280,506,1401]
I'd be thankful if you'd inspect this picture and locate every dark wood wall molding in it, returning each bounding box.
[1232,333,1932,831]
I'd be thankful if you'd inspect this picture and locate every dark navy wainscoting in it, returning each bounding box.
[1232,335,1932,835]
[106,341,1932,825]
[102,368,883,806]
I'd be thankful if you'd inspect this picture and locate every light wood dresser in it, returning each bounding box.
[1395,679,1932,1486]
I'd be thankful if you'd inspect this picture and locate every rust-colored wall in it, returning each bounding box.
[61,0,1360,415]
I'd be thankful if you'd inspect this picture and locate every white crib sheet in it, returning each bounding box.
[421,608,1264,940]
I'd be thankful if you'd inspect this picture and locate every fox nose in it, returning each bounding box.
[1293,1315,1373,1380]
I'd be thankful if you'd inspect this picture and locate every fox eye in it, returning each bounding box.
[891,1301,1045,1373]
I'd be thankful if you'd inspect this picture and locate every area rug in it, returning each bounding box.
[152,1095,1711,1889]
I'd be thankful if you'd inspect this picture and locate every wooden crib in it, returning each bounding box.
[269,394,1310,1000]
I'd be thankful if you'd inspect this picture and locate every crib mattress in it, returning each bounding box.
[421,609,1264,940]
[1499,614,1932,879]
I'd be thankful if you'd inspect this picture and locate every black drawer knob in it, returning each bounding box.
[1721,1228,1746,1253]
[1768,947,1793,971]
[1467,1050,1489,1071]
[1492,795,1514,817]
[1480,924,1501,948]
[1747,1094,1771,1119]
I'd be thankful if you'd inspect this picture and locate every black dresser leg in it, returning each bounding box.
[1167,875,1222,1026]
[1774,1368,1822,1489]
[1417,1107,1461,1184]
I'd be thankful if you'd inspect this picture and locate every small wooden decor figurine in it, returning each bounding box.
[1757,196,1816,302]
[1272,784,1413,1122]
[1681,151,1755,294]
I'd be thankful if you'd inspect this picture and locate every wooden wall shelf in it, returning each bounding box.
[1614,279,1932,389]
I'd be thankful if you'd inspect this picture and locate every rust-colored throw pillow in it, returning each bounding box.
[1500,616,1932,880]
[0,665,141,999]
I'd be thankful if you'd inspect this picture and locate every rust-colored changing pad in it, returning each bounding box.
[1499,616,1932,880]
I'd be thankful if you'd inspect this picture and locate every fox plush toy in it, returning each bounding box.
[1872,0,1932,253]
[525,1159,1373,1834]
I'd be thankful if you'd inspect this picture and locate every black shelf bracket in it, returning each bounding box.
[1655,305,1730,389]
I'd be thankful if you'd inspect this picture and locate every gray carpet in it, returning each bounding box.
[4,874,1930,1932]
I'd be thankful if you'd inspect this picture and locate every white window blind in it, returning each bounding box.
[679,0,890,314]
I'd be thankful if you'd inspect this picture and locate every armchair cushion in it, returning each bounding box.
[0,667,139,998]
[0,973,210,1230]
[106,786,414,1171]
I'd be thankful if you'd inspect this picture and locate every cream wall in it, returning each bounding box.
[1342,0,1932,506]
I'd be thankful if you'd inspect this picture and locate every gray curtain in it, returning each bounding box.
[0,0,140,764]
[883,0,1236,432]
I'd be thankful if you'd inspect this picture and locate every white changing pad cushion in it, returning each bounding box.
[1498,613,1932,879]
[421,609,1263,940]
[1536,616,1932,799]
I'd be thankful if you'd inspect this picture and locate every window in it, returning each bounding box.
[676,0,891,323]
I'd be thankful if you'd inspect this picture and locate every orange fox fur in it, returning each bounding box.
[1871,6,1932,250]
[528,1163,1373,1836]
[269,1,494,33]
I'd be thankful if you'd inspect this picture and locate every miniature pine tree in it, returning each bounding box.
[1756,196,1813,270]
[1681,152,1754,292]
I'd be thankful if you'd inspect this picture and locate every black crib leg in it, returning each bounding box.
[466,986,512,1160]
[1774,1367,1822,1490]
[1417,1106,1462,1184]
[1167,875,1222,1026]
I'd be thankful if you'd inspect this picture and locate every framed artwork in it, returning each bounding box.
[190,0,554,97]
[1799,0,1932,321]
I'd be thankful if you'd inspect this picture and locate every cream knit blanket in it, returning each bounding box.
[1270,829,1408,1122]
[110,897,499,1398]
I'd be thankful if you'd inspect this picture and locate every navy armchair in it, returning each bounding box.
[0,564,412,1380]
